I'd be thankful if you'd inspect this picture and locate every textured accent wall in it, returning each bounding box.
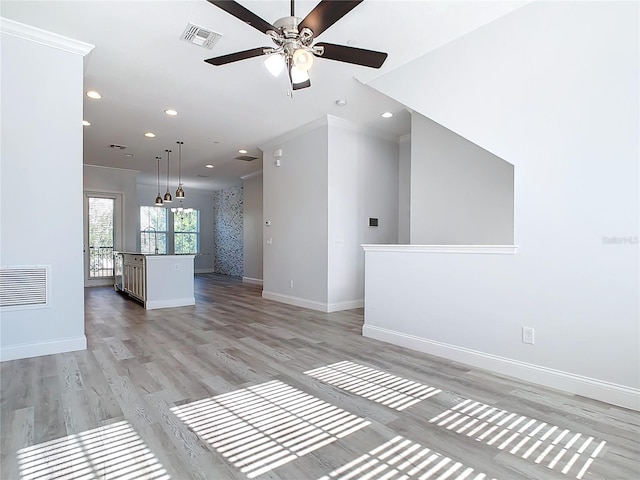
[213,184,243,277]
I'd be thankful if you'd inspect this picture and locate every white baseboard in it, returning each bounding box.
[195,268,215,274]
[327,299,364,312]
[243,277,263,285]
[262,291,327,312]
[0,336,87,362]
[262,291,363,312]
[363,325,640,411]
[145,297,195,310]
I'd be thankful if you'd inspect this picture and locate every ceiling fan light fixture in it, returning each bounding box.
[264,53,285,77]
[290,65,310,85]
[292,48,314,71]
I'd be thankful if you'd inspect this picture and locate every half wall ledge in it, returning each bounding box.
[361,245,518,255]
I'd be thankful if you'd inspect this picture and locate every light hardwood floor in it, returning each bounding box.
[1,274,639,480]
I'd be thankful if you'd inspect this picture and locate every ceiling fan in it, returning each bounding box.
[204,0,388,91]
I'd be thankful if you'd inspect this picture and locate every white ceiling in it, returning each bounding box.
[1,0,527,192]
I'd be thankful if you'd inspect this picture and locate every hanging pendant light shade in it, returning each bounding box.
[164,149,172,203]
[154,156,163,206]
[176,141,185,199]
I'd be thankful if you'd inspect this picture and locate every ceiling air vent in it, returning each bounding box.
[109,144,128,150]
[235,155,257,162]
[181,23,222,49]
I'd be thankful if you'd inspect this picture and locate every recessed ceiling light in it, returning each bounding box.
[335,99,347,107]
[144,132,156,138]
[86,90,102,99]
[164,109,178,116]
[82,120,91,126]
[239,149,248,154]
[381,112,394,118]
[205,164,214,168]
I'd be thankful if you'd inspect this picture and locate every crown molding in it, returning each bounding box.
[84,164,140,175]
[1,17,94,56]
[241,170,263,181]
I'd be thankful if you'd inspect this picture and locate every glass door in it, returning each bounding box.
[84,193,122,286]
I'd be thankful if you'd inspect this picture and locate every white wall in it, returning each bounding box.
[398,135,411,244]
[410,113,514,245]
[262,120,329,308]
[84,165,138,252]
[327,120,399,308]
[262,116,399,312]
[136,183,215,273]
[0,20,92,361]
[363,2,639,408]
[242,172,263,283]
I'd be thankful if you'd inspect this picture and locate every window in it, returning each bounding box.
[140,206,167,254]
[174,210,199,254]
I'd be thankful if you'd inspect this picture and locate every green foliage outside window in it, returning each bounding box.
[174,210,199,254]
[140,206,168,254]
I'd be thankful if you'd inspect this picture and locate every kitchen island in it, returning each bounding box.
[114,252,195,310]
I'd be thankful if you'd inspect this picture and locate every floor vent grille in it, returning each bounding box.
[0,266,49,309]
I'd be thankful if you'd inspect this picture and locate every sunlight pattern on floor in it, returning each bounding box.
[429,398,607,478]
[317,435,496,480]
[171,380,371,479]
[304,361,441,411]
[17,420,170,480]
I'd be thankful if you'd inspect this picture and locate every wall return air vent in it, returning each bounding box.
[0,265,49,309]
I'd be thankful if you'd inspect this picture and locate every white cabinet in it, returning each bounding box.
[122,254,146,301]
[115,253,195,309]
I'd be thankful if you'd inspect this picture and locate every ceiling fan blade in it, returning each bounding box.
[315,43,387,68]
[206,1,277,34]
[293,78,311,90]
[298,0,363,37]
[204,47,269,66]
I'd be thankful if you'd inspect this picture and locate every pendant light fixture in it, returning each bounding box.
[154,156,163,206]
[175,141,185,199]
[163,149,172,203]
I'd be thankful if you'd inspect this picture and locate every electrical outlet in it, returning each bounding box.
[175,263,180,271]
[290,280,294,289]
[522,327,535,345]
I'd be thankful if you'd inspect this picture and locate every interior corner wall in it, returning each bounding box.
[242,173,263,282]
[398,136,411,244]
[262,123,329,308]
[345,125,399,306]
[1,28,88,360]
[410,113,514,245]
[213,184,244,277]
[84,165,138,252]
